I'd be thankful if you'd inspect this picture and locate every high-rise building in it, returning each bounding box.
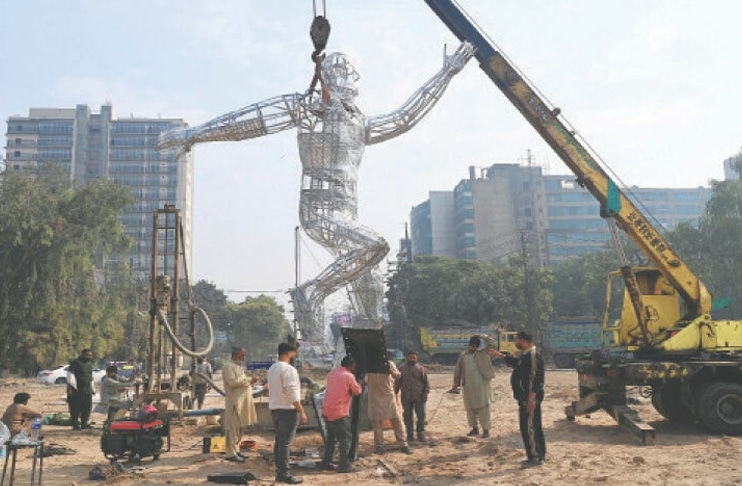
[413,164,548,265]
[544,175,709,264]
[410,191,457,258]
[4,104,193,281]
[410,160,709,267]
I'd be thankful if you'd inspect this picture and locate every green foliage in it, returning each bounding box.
[386,255,553,352]
[550,250,619,318]
[668,158,742,316]
[227,295,291,362]
[0,167,136,374]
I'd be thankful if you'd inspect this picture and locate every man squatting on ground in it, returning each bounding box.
[396,350,430,442]
[320,355,362,473]
[367,360,411,454]
[490,331,547,468]
[451,335,497,438]
[267,342,307,485]
[222,346,258,463]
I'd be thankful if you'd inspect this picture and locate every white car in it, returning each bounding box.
[36,365,106,385]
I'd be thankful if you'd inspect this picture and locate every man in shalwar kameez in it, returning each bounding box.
[366,360,411,454]
[451,335,497,438]
[222,346,259,462]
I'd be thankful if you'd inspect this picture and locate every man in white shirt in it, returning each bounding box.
[267,343,308,485]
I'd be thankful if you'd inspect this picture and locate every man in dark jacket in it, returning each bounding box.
[68,348,94,430]
[490,331,546,468]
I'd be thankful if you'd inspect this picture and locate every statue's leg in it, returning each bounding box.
[294,210,389,347]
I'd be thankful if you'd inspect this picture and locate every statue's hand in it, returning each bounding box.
[155,127,192,151]
[444,41,475,75]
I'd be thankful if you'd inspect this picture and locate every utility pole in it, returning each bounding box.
[521,229,534,333]
[294,226,300,340]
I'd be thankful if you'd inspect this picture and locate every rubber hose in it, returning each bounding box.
[156,306,214,358]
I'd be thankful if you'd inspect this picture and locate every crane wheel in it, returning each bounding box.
[651,383,694,423]
[695,382,742,435]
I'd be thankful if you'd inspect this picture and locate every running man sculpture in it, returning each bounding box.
[157,42,475,347]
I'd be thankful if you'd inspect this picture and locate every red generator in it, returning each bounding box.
[101,417,170,463]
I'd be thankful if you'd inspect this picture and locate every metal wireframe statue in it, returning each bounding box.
[157,41,475,348]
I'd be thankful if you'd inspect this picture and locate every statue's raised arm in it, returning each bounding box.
[365,41,475,145]
[156,93,304,152]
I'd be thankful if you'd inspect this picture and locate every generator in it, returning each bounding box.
[101,417,170,463]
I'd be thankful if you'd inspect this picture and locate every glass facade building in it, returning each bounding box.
[543,175,709,264]
[4,104,193,281]
[409,163,710,267]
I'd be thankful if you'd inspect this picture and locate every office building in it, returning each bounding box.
[4,104,193,281]
[410,191,457,258]
[410,160,709,267]
[545,175,710,264]
[414,164,547,266]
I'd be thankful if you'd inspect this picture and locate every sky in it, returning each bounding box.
[2,0,741,310]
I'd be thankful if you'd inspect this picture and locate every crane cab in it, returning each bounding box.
[603,267,682,349]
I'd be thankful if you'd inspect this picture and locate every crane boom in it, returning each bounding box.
[424,0,712,318]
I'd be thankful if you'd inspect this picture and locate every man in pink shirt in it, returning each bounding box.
[320,355,362,473]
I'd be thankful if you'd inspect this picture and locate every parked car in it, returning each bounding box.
[36,365,106,385]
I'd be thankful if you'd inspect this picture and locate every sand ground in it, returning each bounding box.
[1,367,741,485]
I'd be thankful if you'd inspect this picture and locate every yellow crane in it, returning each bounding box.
[424,0,742,443]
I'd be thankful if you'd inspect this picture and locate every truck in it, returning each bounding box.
[420,325,517,365]
[543,318,603,369]
[424,0,742,443]
[421,320,600,367]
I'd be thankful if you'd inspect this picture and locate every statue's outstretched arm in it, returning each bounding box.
[365,41,475,145]
[156,93,303,152]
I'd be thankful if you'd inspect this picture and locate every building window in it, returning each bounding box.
[15,138,21,145]
[14,151,21,158]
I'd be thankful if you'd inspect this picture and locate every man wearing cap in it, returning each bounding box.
[490,331,546,468]
[396,351,430,442]
[222,346,259,463]
[450,335,497,438]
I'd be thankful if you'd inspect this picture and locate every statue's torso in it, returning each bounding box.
[297,99,366,175]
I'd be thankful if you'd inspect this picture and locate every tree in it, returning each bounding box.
[386,255,553,352]
[228,295,291,362]
[0,167,135,373]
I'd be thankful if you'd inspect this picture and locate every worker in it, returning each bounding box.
[222,346,258,463]
[99,365,133,419]
[396,350,430,442]
[267,342,307,485]
[193,356,213,409]
[490,331,547,468]
[320,355,362,473]
[450,335,497,438]
[2,393,41,438]
[67,348,95,430]
[367,360,410,454]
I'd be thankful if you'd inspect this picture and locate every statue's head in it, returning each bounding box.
[321,52,360,101]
